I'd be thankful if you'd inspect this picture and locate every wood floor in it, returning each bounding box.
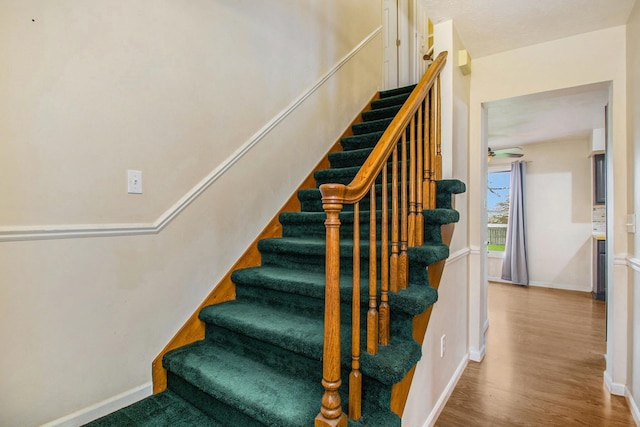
[436,282,636,426]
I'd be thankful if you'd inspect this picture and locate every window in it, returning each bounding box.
[487,170,510,252]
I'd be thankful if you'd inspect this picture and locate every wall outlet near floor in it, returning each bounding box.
[440,334,446,358]
[127,170,142,194]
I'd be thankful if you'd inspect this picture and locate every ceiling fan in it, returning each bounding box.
[487,146,524,160]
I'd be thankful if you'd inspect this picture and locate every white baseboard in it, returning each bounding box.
[469,345,486,362]
[422,354,469,427]
[488,277,590,293]
[41,382,152,427]
[626,387,640,426]
[603,370,626,396]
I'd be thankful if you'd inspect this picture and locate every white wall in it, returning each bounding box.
[487,138,594,292]
[402,19,471,427]
[469,26,630,395]
[0,1,383,425]
[626,1,640,423]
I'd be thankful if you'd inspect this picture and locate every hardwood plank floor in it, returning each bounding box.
[436,282,635,426]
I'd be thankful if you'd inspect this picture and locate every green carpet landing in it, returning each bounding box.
[86,84,466,427]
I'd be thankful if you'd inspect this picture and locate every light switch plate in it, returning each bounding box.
[127,170,142,194]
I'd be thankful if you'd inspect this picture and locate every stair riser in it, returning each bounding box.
[259,243,447,279]
[281,219,444,242]
[299,193,389,213]
[168,372,267,427]
[352,119,393,135]
[260,251,389,276]
[235,283,403,321]
[204,322,324,380]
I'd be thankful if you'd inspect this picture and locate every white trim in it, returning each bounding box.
[446,247,470,264]
[626,387,640,427]
[422,354,469,427]
[469,345,486,362]
[0,27,383,243]
[488,277,592,293]
[487,276,511,284]
[614,255,630,266]
[469,245,482,255]
[604,370,626,396]
[41,382,152,427]
[483,318,490,334]
[528,280,591,293]
[628,256,640,273]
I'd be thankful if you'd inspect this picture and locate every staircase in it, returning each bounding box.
[87,53,464,427]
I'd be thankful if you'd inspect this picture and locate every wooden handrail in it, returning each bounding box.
[315,51,448,426]
[319,51,447,205]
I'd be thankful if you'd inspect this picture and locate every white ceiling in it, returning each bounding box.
[423,0,635,59]
[423,0,634,151]
[486,82,610,149]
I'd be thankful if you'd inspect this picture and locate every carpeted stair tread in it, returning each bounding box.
[351,117,393,135]
[280,208,459,226]
[371,93,411,110]
[198,300,422,386]
[437,179,466,194]
[258,236,449,266]
[348,404,401,427]
[328,145,407,169]
[280,208,460,240]
[378,84,416,98]
[199,300,324,361]
[163,340,320,427]
[340,131,385,151]
[314,165,396,186]
[84,390,221,427]
[314,165,362,185]
[231,266,438,317]
[361,104,402,122]
[422,208,460,224]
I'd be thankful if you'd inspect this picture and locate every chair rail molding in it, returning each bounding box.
[627,256,640,272]
[0,26,382,243]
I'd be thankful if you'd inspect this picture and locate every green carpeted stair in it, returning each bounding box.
[86,84,465,427]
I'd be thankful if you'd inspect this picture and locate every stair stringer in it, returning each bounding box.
[151,93,380,393]
[390,208,457,416]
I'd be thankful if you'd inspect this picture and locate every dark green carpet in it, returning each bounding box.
[85,84,465,427]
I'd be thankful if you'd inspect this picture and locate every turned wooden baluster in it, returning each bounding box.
[429,86,437,209]
[316,195,347,427]
[399,133,408,289]
[435,76,443,182]
[349,203,361,421]
[379,163,390,346]
[423,94,432,210]
[367,183,379,355]
[416,105,424,245]
[408,117,417,248]
[390,146,400,293]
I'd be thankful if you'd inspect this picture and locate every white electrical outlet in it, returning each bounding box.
[127,170,142,194]
[440,334,446,358]
[627,213,636,233]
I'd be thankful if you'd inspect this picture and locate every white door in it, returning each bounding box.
[416,1,432,78]
[382,0,399,89]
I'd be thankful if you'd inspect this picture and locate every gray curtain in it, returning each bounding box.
[501,161,529,285]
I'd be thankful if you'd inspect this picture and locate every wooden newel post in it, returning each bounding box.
[316,185,348,427]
